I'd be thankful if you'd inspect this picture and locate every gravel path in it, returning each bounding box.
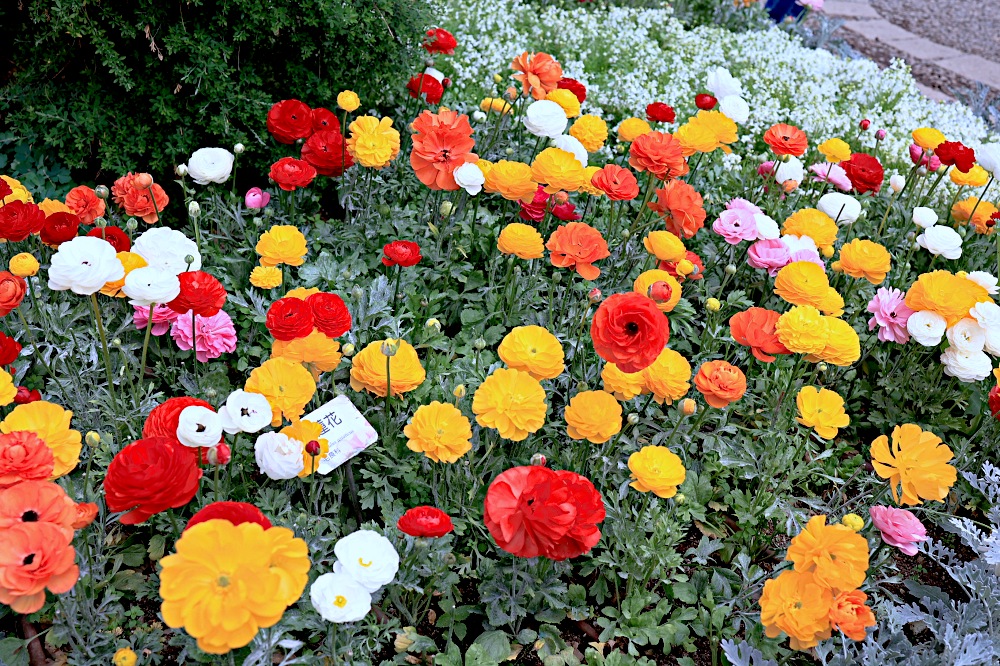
[870,0,1000,62]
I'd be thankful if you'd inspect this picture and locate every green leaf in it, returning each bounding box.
[0,637,29,666]
[472,630,511,662]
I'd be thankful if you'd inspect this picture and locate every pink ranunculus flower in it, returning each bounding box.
[712,198,761,245]
[170,310,238,362]
[870,505,928,556]
[808,163,852,191]
[133,304,182,336]
[867,287,914,344]
[551,201,582,221]
[908,144,941,171]
[747,238,792,276]
[245,187,271,209]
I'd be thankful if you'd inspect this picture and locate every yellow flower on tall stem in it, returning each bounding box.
[564,390,622,443]
[349,339,425,398]
[347,116,401,169]
[628,445,686,498]
[472,368,547,441]
[256,225,308,267]
[870,424,956,505]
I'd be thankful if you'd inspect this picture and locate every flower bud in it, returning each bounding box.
[681,398,697,416]
[184,254,196,267]
[125,218,138,231]
[889,174,905,192]
[553,191,569,205]
[95,185,110,199]
[305,440,321,456]
[817,362,828,372]
[674,493,686,505]
[420,298,429,307]
[206,444,231,466]
[94,217,108,228]
[394,630,416,654]
[505,86,517,100]
[473,110,487,122]
[381,339,400,357]
[473,338,486,350]
[874,129,886,140]
[493,73,503,84]
[425,318,441,332]
[627,413,640,425]
[134,173,153,189]
[675,259,695,277]
[351,285,364,301]
[841,513,865,531]
[724,264,737,275]
[85,431,102,447]
[378,204,391,216]
[831,260,843,273]
[342,343,355,356]
[176,164,189,177]
[440,201,453,218]
[188,201,201,218]
[112,338,122,347]
[706,297,721,312]
[576,381,589,391]
[619,229,630,239]
[588,287,602,304]
[234,143,245,154]
[453,384,466,399]
[442,78,451,88]
[505,147,514,156]
[859,119,871,130]
[530,453,547,466]
[648,280,673,304]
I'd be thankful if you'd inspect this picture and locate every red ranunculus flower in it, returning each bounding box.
[0,180,11,201]
[695,94,717,110]
[143,396,220,450]
[301,130,354,177]
[266,297,315,341]
[306,292,352,338]
[0,332,22,367]
[935,141,976,173]
[407,74,444,105]
[518,186,549,222]
[86,226,131,252]
[841,152,884,194]
[266,99,314,144]
[557,77,587,103]
[167,270,227,317]
[382,240,422,267]
[591,292,670,373]
[484,466,605,560]
[646,102,676,123]
[310,107,340,134]
[103,437,202,525]
[551,202,581,221]
[658,250,704,281]
[422,28,458,55]
[397,506,454,537]
[186,501,272,531]
[0,201,45,242]
[39,212,80,247]
[14,387,40,405]
[269,157,317,192]
[0,272,27,317]
[200,443,231,466]
[990,385,1000,419]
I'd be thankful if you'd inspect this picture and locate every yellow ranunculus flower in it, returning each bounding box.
[870,423,956,505]
[569,114,608,152]
[337,90,360,112]
[565,390,622,443]
[786,515,869,591]
[782,208,838,253]
[349,339,425,398]
[9,253,40,278]
[472,367,547,441]
[840,514,865,532]
[775,305,829,355]
[404,401,473,463]
[37,198,74,216]
[950,164,989,187]
[531,147,586,194]
[256,225,308,267]
[773,261,831,310]
[281,420,329,477]
[601,362,648,401]
[497,326,564,380]
[113,648,138,666]
[905,270,991,327]
[497,222,545,259]
[483,160,538,203]
[101,251,147,298]
[817,138,852,163]
[952,196,999,234]
[633,269,682,313]
[272,331,343,380]
[245,357,316,426]
[617,117,652,143]
[838,238,891,285]
[641,348,691,405]
[628,445,686,498]
[480,97,513,115]
[1,176,33,205]
[796,386,849,439]
[250,266,282,289]
[347,116,401,169]
[1,401,82,479]
[675,110,738,156]
[578,165,604,196]
[911,127,946,151]
[643,230,686,263]
[0,368,15,407]
[759,570,834,651]
[285,287,320,300]
[545,88,581,118]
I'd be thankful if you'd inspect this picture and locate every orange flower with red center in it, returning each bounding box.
[409,109,479,191]
[693,360,746,408]
[647,180,707,239]
[511,52,563,100]
[764,123,809,157]
[546,222,610,280]
[628,132,689,181]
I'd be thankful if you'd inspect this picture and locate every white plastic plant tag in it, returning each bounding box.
[302,395,379,474]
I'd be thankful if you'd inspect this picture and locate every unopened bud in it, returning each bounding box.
[841,513,864,531]
[619,229,629,240]
[724,264,737,275]
[204,387,218,399]
[553,191,569,205]
[627,413,640,425]
[453,384,466,399]
[473,110,487,122]
[184,254,196,267]
[588,287,602,304]
[530,453,547,466]
[188,201,201,218]
[440,201,453,217]
[648,280,673,304]
[206,444,231,465]
[875,129,886,140]
[342,343,355,356]
[576,381,589,391]
[134,173,153,189]
[85,431,102,447]
[493,73,503,84]
[94,217,108,228]
[505,147,514,156]
[681,398,697,416]
[125,218,138,231]
[351,285,364,301]
[234,143,245,154]
[175,164,188,177]
[473,338,486,350]
[94,185,110,199]
[831,260,843,273]
[111,338,122,347]
[425,318,441,332]
[305,440,321,456]
[706,297,721,312]
[381,339,400,357]
[817,362,828,372]
[505,86,517,100]
[675,259,695,277]
[674,493,686,505]
[394,630,415,654]
[859,119,871,130]
[890,174,905,192]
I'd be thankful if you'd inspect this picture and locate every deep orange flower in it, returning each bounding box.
[0,522,78,613]
[647,180,706,239]
[729,308,791,362]
[628,132,689,181]
[764,123,808,157]
[112,173,169,224]
[64,186,106,225]
[693,360,746,408]
[0,431,54,488]
[546,222,610,280]
[71,502,99,529]
[511,52,563,100]
[409,109,479,191]
[829,590,876,641]
[591,165,640,200]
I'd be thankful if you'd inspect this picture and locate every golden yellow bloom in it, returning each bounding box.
[578,165,605,196]
[775,305,830,355]
[101,251,146,298]
[531,147,586,194]
[759,570,833,651]
[498,326,564,380]
[272,331,342,380]
[472,368,547,441]
[633,269,682,313]
[404,401,473,463]
[601,362,648,401]
[950,165,989,187]
[841,514,865,532]
[871,423,956,505]
[256,225,308,267]
[838,239,890,284]
[628,445,686,498]
[113,648,137,666]
[786,515,869,591]
[617,117,652,142]
[1,401,81,479]
[480,98,512,115]
[810,316,860,366]
[347,116,401,169]
[0,369,15,407]
[952,196,999,234]
[782,208,838,253]
[476,159,494,179]
[483,160,538,203]
[285,287,320,300]
[818,288,845,317]
[912,127,946,151]
[796,386,849,439]
[349,339,425,398]
[250,266,283,290]
[643,230,686,262]
[641,348,692,405]
[564,390,622,443]
[160,521,309,654]
[774,261,831,311]
[545,88,580,118]
[569,115,609,152]
[0,176,32,205]
[9,253,40,278]
[337,90,361,112]
[37,198,73,216]
[675,111,738,156]
[498,223,545,259]
[281,420,329,477]
[905,270,991,327]
[817,138,852,163]
[245,357,317,426]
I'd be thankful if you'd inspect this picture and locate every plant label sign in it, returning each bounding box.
[303,395,378,474]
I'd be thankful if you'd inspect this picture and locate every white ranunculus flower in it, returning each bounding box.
[523,100,568,139]
[310,572,372,623]
[218,390,273,434]
[916,225,962,260]
[706,67,742,99]
[817,193,861,225]
[780,234,818,254]
[718,95,749,123]
[472,110,487,122]
[186,147,235,185]
[753,214,779,240]
[889,175,905,192]
[453,162,485,195]
[941,347,993,383]
[47,236,125,295]
[254,432,305,480]
[176,406,223,448]
[911,207,938,229]
[551,135,588,168]
[774,156,803,185]
[946,318,986,353]
[970,301,1000,356]
[907,310,947,347]
[976,143,1000,176]
[123,267,181,306]
[967,271,999,295]
[332,530,400,593]
[133,227,202,275]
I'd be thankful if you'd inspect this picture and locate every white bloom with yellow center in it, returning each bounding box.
[310,572,372,623]
[332,530,399,592]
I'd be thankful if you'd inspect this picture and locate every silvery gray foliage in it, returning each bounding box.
[720,639,777,666]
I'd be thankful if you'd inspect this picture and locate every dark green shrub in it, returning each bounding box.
[0,0,431,179]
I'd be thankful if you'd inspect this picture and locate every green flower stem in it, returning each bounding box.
[138,302,156,391]
[89,293,120,412]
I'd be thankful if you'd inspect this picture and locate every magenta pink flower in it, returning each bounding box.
[747,238,792,276]
[134,304,181,336]
[519,185,549,222]
[712,198,761,245]
[170,310,238,362]
[551,202,581,222]
[245,187,271,209]
[867,287,914,344]
[908,144,941,171]
[870,505,927,556]
[808,163,852,191]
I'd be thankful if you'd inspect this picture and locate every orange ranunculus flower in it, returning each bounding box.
[546,222,610,280]
[693,360,746,408]
[829,590,876,641]
[591,165,640,201]
[838,239,891,284]
[647,180,706,239]
[759,570,833,651]
[763,123,809,157]
[71,502,99,529]
[64,186,106,225]
[729,308,790,362]
[786,515,869,591]
[904,270,991,327]
[0,480,77,534]
[951,196,998,234]
[0,431,55,488]
[628,131,689,181]
[112,173,169,224]
[410,109,479,191]
[511,51,563,100]
[0,522,78,613]
[0,271,27,317]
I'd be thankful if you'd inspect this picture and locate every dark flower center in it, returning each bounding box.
[22,553,35,566]
[625,322,640,335]
[22,510,38,522]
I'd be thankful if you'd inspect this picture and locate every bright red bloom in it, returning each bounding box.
[167,270,227,317]
[646,102,676,123]
[382,241,422,267]
[103,437,202,525]
[265,297,315,341]
[407,74,445,105]
[591,292,670,373]
[483,466,605,560]
[409,109,478,190]
[186,501,272,531]
[519,186,550,222]
[86,226,131,252]
[310,107,340,134]
[0,180,12,201]
[39,212,80,247]
[301,130,354,177]
[13,387,40,405]
[990,384,1000,418]
[0,201,45,242]
[306,292,352,338]
[397,506,454,538]
[935,141,976,173]
[658,250,704,282]
[143,396,221,450]
[0,332,22,367]
[552,201,581,221]
[269,157,317,192]
[557,77,587,103]
[695,94,717,110]
[422,28,458,55]
[841,153,884,194]
[267,99,314,144]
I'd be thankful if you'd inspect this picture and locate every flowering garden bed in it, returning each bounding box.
[2,3,1000,665]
